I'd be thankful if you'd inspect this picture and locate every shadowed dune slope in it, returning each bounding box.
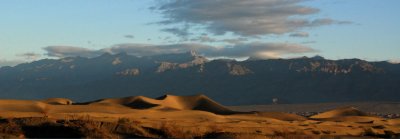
[310,107,368,119]
[88,94,237,115]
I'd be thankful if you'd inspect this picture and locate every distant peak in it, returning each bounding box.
[99,52,112,57]
[116,52,128,56]
[246,56,262,61]
[311,55,325,60]
[291,55,325,60]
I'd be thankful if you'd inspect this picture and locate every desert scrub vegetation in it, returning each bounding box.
[154,121,234,138]
[361,127,400,138]
[158,121,193,138]
[0,118,23,137]
[0,117,159,138]
[270,128,317,139]
[118,117,142,125]
[155,121,219,138]
[118,117,131,124]
[60,116,153,138]
[207,123,224,133]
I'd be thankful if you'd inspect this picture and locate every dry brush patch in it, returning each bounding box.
[158,121,193,138]
[0,116,159,138]
[0,118,23,137]
[154,121,228,138]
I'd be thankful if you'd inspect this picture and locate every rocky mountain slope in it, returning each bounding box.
[0,51,399,105]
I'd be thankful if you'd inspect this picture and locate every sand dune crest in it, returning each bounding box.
[41,98,73,105]
[88,94,236,114]
[0,100,49,113]
[311,107,368,119]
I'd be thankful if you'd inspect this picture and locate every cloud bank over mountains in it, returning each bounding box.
[43,46,103,58]
[44,42,317,59]
[1,0,355,67]
[46,0,331,63]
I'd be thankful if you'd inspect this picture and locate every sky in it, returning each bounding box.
[0,0,399,67]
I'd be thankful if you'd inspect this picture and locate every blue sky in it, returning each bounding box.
[0,0,399,66]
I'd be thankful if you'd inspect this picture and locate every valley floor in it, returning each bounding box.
[229,102,400,118]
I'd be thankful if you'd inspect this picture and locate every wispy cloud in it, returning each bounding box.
[161,26,192,38]
[221,38,249,44]
[190,35,217,43]
[124,35,135,39]
[16,52,41,60]
[43,46,102,58]
[289,32,309,38]
[301,41,316,44]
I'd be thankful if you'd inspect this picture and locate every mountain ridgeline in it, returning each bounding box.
[0,51,399,105]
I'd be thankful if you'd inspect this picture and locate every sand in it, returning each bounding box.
[0,95,399,138]
[310,107,368,119]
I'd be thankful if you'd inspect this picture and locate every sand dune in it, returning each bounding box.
[89,94,236,115]
[0,100,48,113]
[0,95,399,138]
[310,107,368,119]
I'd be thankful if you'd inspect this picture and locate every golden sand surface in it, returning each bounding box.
[0,95,399,138]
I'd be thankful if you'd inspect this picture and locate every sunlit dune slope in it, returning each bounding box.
[41,98,73,105]
[87,94,237,115]
[310,107,368,119]
[0,100,47,113]
[0,95,239,115]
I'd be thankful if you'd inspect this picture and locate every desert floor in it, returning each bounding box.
[0,95,399,138]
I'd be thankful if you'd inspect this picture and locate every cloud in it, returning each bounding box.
[16,52,41,60]
[1,53,41,67]
[188,35,249,44]
[43,46,102,58]
[0,59,24,67]
[190,35,217,43]
[161,27,192,38]
[309,18,334,26]
[221,38,249,44]
[301,41,316,44]
[44,42,317,59]
[289,32,309,38]
[208,42,318,59]
[337,21,353,25]
[388,59,400,64]
[124,35,135,39]
[103,43,212,56]
[154,0,350,37]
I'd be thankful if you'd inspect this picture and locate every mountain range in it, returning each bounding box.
[0,51,399,105]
